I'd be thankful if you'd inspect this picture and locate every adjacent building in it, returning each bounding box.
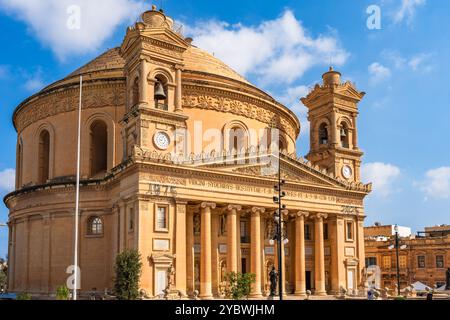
[4,6,372,298]
[365,224,450,290]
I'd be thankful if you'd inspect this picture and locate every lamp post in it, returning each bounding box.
[389,225,407,296]
[394,225,401,296]
[272,158,288,301]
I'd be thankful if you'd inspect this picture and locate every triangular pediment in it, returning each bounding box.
[195,153,348,189]
[302,82,365,107]
[121,26,188,55]
[140,29,189,49]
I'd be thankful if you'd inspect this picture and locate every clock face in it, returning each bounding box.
[154,132,170,150]
[342,165,353,179]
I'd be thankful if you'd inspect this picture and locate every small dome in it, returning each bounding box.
[322,66,341,86]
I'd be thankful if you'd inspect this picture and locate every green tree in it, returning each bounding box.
[114,250,143,300]
[17,293,32,300]
[56,285,70,300]
[0,258,7,293]
[225,272,256,300]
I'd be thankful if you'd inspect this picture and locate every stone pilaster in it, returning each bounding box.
[199,202,216,299]
[140,60,148,104]
[250,207,265,297]
[226,205,241,273]
[41,214,51,293]
[186,209,194,295]
[294,211,309,296]
[314,213,328,296]
[175,67,183,112]
[175,202,187,296]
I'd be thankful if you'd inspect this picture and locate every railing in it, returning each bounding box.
[156,103,168,111]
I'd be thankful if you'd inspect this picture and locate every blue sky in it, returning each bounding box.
[0,0,449,258]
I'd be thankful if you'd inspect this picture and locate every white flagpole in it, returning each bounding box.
[73,75,83,300]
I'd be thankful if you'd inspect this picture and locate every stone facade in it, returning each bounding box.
[365,225,450,290]
[4,7,371,298]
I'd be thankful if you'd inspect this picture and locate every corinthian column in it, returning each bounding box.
[250,207,265,297]
[314,213,328,296]
[227,205,241,273]
[199,202,216,299]
[295,211,309,296]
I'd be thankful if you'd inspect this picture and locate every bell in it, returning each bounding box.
[154,82,167,101]
[340,128,347,137]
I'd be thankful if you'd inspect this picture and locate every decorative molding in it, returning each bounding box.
[181,87,297,139]
[15,83,126,132]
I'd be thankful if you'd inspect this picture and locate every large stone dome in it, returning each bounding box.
[42,44,251,92]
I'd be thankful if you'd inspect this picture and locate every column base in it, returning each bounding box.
[294,291,306,297]
[314,291,327,296]
[249,292,263,299]
[199,294,214,300]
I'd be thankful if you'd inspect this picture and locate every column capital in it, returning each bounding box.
[200,202,216,210]
[251,207,266,215]
[314,213,328,221]
[227,204,242,212]
[295,211,309,219]
[174,64,185,71]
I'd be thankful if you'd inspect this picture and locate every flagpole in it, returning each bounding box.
[73,75,83,300]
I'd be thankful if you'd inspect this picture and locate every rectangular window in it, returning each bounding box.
[346,221,354,241]
[418,255,426,268]
[383,256,391,269]
[156,206,168,231]
[365,257,377,267]
[240,220,249,243]
[399,255,407,269]
[129,207,134,231]
[436,255,444,268]
[323,223,329,240]
[304,224,311,240]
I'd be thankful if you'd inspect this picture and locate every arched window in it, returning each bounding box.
[154,75,168,110]
[340,123,349,148]
[88,216,103,235]
[318,123,328,145]
[228,126,247,152]
[89,120,108,177]
[38,130,50,184]
[278,137,288,154]
[131,77,139,107]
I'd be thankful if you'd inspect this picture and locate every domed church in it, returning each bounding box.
[4,6,371,298]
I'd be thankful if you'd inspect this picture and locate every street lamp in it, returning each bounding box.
[272,159,288,301]
[389,225,407,296]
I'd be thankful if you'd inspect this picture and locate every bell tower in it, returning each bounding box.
[120,5,189,158]
[301,67,366,182]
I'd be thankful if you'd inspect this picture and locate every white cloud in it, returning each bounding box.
[277,85,310,139]
[185,10,349,86]
[417,167,450,200]
[383,50,433,73]
[0,168,15,192]
[22,67,45,92]
[393,0,426,25]
[362,162,401,197]
[0,0,146,60]
[408,53,433,72]
[368,62,391,85]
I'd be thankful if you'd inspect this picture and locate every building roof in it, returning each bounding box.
[63,45,250,86]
